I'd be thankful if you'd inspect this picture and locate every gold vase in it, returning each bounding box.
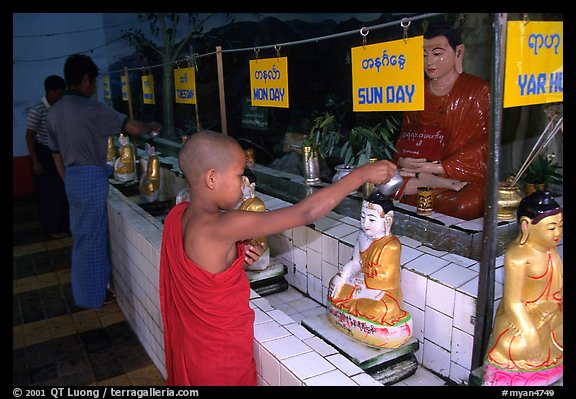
[497,183,523,221]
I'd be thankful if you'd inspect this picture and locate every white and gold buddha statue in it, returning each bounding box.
[328,190,412,348]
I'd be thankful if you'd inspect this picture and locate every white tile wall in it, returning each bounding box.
[108,182,563,386]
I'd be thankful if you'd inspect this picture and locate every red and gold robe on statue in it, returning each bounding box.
[160,202,257,386]
[394,73,491,220]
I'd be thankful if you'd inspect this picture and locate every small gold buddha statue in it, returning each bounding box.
[139,143,161,202]
[483,190,563,386]
[237,168,269,271]
[114,133,136,182]
[328,191,412,348]
[106,135,117,167]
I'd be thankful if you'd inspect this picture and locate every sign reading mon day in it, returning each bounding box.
[352,36,424,112]
[249,57,289,108]
[504,21,562,108]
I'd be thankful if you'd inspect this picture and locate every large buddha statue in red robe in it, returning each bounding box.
[393,21,491,220]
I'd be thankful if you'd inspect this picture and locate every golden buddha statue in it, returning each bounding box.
[106,135,117,167]
[139,143,161,202]
[237,168,269,271]
[328,191,412,348]
[483,190,563,386]
[114,133,136,182]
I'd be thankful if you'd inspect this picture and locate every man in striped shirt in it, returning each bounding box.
[25,75,70,238]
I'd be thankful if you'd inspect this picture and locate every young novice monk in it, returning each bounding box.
[160,130,397,386]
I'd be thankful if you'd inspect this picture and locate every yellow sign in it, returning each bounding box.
[102,75,111,101]
[351,36,424,112]
[249,57,289,108]
[121,74,128,101]
[504,21,563,108]
[141,74,155,105]
[174,67,197,104]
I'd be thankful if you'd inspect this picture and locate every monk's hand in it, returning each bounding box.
[244,240,264,266]
[398,157,427,170]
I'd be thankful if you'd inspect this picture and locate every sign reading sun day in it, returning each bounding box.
[174,67,197,104]
[249,57,289,108]
[351,36,424,112]
[141,74,155,105]
[504,21,563,108]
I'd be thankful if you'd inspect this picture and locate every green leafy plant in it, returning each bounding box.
[520,153,563,186]
[303,112,340,160]
[340,117,399,166]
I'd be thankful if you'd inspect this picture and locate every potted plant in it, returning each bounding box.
[520,153,563,195]
[340,116,400,167]
[301,112,340,184]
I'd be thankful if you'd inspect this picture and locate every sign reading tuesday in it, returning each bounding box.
[174,67,197,105]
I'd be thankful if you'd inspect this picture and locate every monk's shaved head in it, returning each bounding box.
[179,130,244,184]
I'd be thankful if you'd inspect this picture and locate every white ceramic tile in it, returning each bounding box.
[450,327,474,370]
[351,373,383,386]
[284,322,315,340]
[325,223,358,240]
[321,235,338,265]
[402,365,447,386]
[404,253,450,276]
[301,306,327,319]
[303,336,338,356]
[341,231,358,246]
[306,248,322,278]
[253,340,262,376]
[254,320,291,342]
[430,263,478,289]
[262,334,313,360]
[400,268,427,310]
[495,264,505,285]
[266,309,295,325]
[424,306,453,350]
[417,244,448,258]
[282,351,335,380]
[293,247,307,275]
[292,271,308,293]
[325,353,364,377]
[452,290,476,336]
[253,306,273,325]
[454,217,484,231]
[339,216,361,228]
[269,286,304,303]
[291,296,322,313]
[400,245,424,266]
[259,346,280,386]
[403,302,424,343]
[279,363,303,386]
[304,369,357,386]
[293,225,307,249]
[422,339,451,378]
[397,235,422,249]
[338,242,354,268]
[252,297,274,312]
[272,302,299,316]
[307,274,323,303]
[313,216,340,232]
[306,227,322,252]
[425,279,455,317]
[321,261,338,288]
[449,361,471,386]
[441,253,478,268]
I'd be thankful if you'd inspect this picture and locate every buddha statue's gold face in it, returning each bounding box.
[523,212,563,249]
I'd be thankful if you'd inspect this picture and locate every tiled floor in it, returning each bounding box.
[13,195,165,386]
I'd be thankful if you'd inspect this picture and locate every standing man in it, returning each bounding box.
[47,54,161,309]
[25,75,69,238]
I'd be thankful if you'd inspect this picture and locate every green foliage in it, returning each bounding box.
[303,112,340,160]
[520,153,563,185]
[340,117,399,166]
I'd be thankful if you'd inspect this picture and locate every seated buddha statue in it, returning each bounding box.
[393,20,490,220]
[106,135,117,167]
[237,168,270,271]
[114,133,136,182]
[327,190,412,348]
[483,190,563,386]
[139,143,161,203]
